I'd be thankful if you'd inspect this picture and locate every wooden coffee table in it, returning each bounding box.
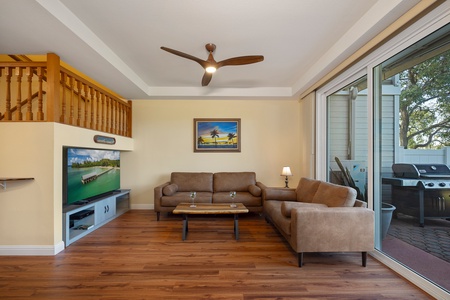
[172,203,249,241]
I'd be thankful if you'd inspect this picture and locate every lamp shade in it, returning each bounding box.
[281,166,292,176]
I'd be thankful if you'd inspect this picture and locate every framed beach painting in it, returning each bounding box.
[194,118,241,152]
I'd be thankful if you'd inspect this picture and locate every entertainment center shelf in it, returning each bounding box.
[63,189,130,246]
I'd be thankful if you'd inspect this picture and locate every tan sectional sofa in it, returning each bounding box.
[154,172,264,220]
[262,177,374,267]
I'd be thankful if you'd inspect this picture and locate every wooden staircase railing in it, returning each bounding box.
[0,53,132,137]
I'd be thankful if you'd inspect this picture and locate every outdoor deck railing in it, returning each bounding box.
[0,53,132,137]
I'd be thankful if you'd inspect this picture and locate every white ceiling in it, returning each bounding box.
[0,0,421,100]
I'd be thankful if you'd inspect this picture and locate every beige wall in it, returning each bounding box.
[123,99,301,208]
[0,123,55,247]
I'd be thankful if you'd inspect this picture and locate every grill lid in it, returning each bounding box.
[392,163,450,178]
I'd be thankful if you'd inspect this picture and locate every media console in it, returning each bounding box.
[63,189,130,246]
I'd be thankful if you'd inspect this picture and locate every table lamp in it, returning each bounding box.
[281,166,293,188]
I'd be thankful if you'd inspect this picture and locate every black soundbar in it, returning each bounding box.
[70,209,94,220]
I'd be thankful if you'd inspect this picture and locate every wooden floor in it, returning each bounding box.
[0,210,433,299]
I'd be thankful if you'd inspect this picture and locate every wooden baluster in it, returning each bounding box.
[60,72,67,123]
[26,67,33,120]
[90,87,95,129]
[124,104,128,136]
[118,102,122,136]
[84,84,89,128]
[108,96,112,133]
[121,103,125,136]
[76,80,82,126]
[37,67,44,121]
[118,102,122,135]
[114,100,118,134]
[15,67,23,121]
[96,91,101,131]
[105,96,109,133]
[69,76,75,125]
[116,101,121,135]
[120,103,124,136]
[109,98,114,133]
[101,93,105,132]
[111,98,115,134]
[5,67,12,120]
[127,101,132,137]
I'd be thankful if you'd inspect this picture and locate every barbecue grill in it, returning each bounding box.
[382,163,450,226]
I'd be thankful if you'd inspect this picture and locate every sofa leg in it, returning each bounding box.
[156,212,160,221]
[362,251,367,267]
[298,253,303,267]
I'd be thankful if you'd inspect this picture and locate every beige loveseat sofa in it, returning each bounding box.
[154,172,264,220]
[262,177,374,267]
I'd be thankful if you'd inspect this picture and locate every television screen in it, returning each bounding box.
[63,147,120,206]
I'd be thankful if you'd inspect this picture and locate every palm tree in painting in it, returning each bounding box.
[227,133,236,145]
[210,128,220,146]
[198,136,205,144]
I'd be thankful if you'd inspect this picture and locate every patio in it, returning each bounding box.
[383,213,450,292]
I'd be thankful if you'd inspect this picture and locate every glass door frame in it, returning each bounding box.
[315,7,450,297]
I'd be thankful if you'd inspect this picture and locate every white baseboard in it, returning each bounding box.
[0,241,65,256]
[131,203,153,210]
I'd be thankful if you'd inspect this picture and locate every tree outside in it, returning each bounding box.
[398,49,450,149]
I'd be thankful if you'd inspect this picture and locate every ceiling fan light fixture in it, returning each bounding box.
[205,66,217,73]
[160,43,264,86]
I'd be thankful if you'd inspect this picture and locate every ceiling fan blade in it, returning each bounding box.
[217,55,264,68]
[202,72,213,86]
[161,46,208,68]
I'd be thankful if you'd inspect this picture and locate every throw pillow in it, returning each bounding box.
[163,183,178,196]
[248,184,262,197]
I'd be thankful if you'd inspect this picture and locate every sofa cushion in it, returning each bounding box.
[171,172,213,192]
[281,201,327,217]
[161,192,212,207]
[162,183,178,196]
[312,181,357,207]
[212,192,262,207]
[213,172,256,192]
[248,184,262,197]
[296,177,321,203]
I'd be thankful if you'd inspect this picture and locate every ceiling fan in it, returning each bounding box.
[160,43,264,86]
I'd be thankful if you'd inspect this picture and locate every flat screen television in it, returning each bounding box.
[63,146,120,207]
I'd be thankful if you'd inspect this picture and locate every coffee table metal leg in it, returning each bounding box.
[182,214,188,240]
[234,214,239,240]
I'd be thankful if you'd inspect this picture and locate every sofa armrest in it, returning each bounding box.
[256,181,265,189]
[262,186,297,201]
[154,181,170,211]
[291,207,374,253]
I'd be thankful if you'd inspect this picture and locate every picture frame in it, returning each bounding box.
[194,118,241,152]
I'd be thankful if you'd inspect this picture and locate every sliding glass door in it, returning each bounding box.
[323,22,450,295]
[373,23,450,293]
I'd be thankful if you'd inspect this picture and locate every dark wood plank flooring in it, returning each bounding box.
[0,210,433,299]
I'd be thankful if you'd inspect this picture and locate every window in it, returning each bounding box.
[327,75,368,203]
